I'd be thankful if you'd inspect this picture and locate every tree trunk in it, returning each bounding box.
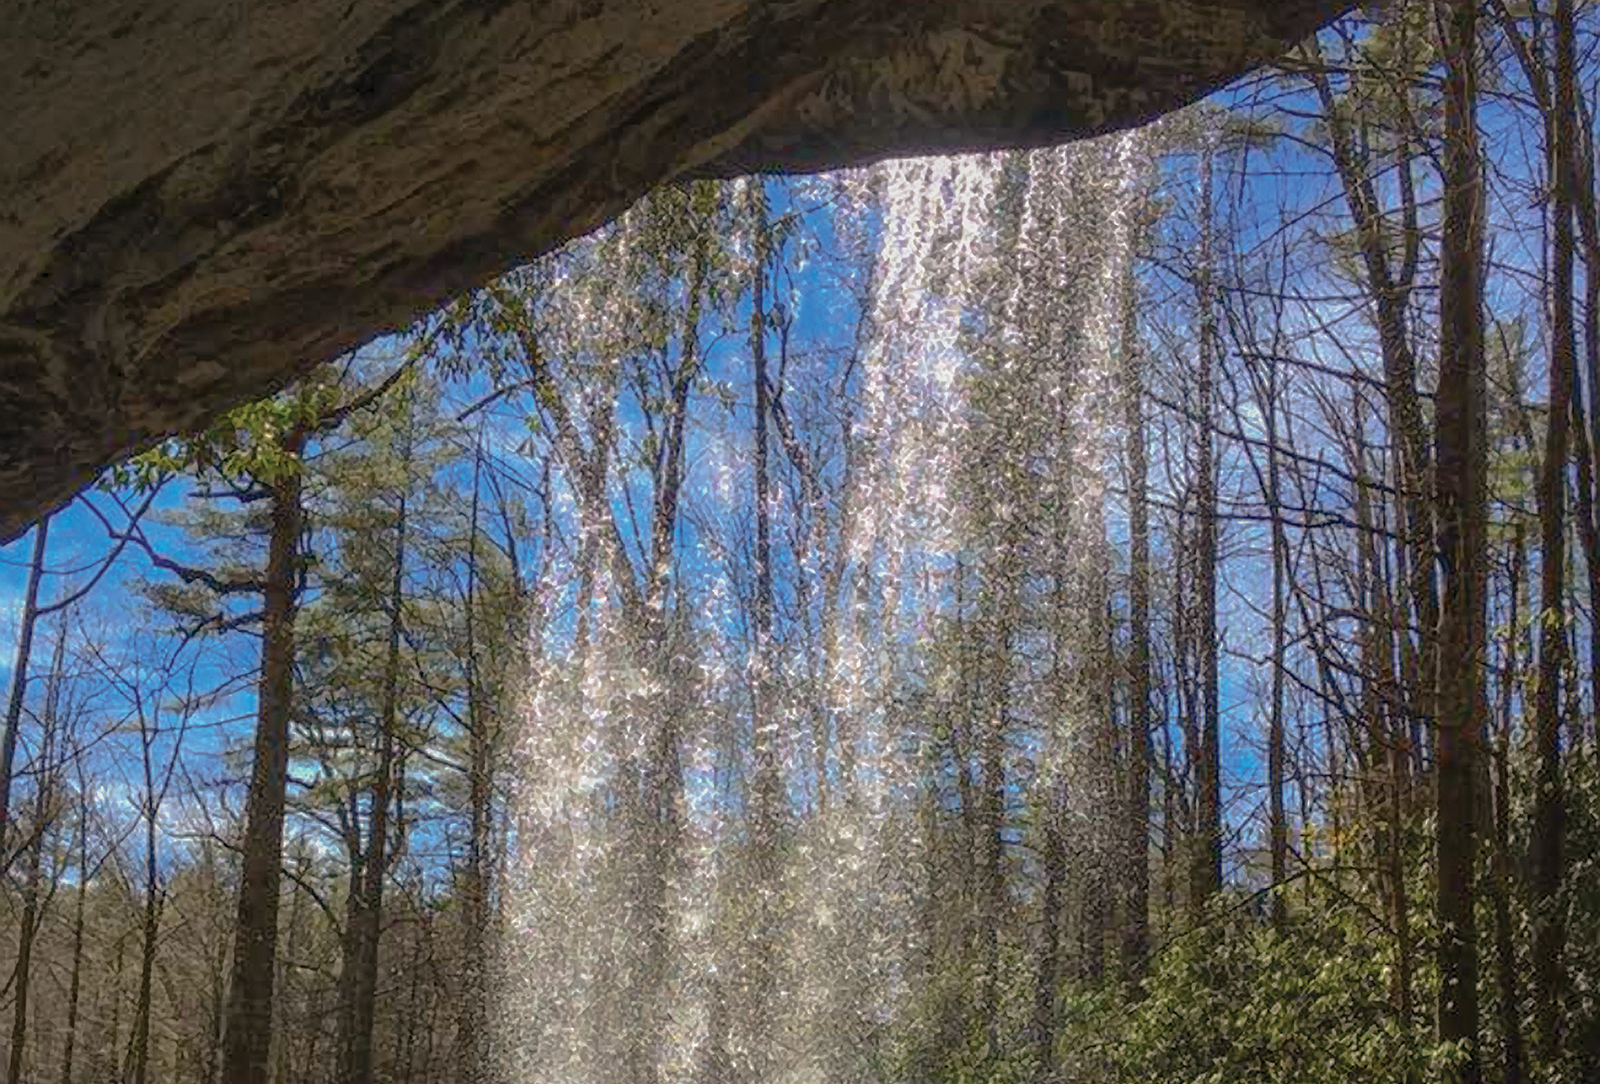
[1031,782,1066,1081]
[456,440,494,1084]
[1264,342,1289,931]
[1560,0,1600,758]
[129,729,165,1084]
[337,478,408,1084]
[6,798,45,1084]
[7,626,66,1084]
[1354,389,1416,1024]
[1530,0,1576,1062]
[626,713,682,1084]
[1122,252,1152,981]
[58,776,90,1084]
[97,937,128,1084]
[274,859,304,1084]
[0,513,49,849]
[746,178,783,1082]
[1494,519,1526,1084]
[979,621,1010,1050]
[1192,131,1223,910]
[1159,697,1178,923]
[222,430,306,1084]
[1433,0,1487,1077]
[128,885,162,1084]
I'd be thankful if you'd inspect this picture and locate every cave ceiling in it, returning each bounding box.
[0,0,1347,539]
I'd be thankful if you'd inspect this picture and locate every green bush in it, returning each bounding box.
[1053,901,1434,1084]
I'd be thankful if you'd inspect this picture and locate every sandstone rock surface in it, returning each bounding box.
[0,0,1344,538]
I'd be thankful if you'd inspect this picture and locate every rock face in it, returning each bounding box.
[0,0,1344,538]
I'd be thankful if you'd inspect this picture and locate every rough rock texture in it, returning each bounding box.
[0,0,1345,538]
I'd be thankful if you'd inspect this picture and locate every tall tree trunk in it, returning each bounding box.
[1530,0,1576,1062]
[1433,0,1487,1077]
[746,178,783,1083]
[1031,781,1066,1081]
[1495,522,1527,1084]
[6,791,46,1084]
[0,513,49,849]
[456,440,494,1084]
[400,909,426,1084]
[58,773,90,1084]
[112,938,128,1082]
[1568,327,1600,752]
[626,710,682,1084]
[1560,3,1600,752]
[129,878,162,1084]
[1081,580,1113,986]
[129,720,165,1084]
[8,626,65,1084]
[1355,391,1416,1024]
[337,477,408,1084]
[274,860,304,1084]
[1264,345,1289,931]
[1122,255,1152,981]
[1192,131,1223,910]
[979,614,1011,1051]
[222,430,307,1084]
[1159,696,1178,923]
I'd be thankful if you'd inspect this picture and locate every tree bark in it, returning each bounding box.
[1031,781,1066,1081]
[1432,0,1487,1077]
[1263,337,1289,932]
[456,439,494,1084]
[1122,251,1152,980]
[129,703,166,1084]
[1495,520,1526,1084]
[1192,131,1223,910]
[7,623,66,1084]
[0,513,49,849]
[57,770,90,1084]
[746,177,783,1083]
[1354,386,1416,1024]
[6,789,45,1084]
[221,430,306,1084]
[1530,0,1576,1063]
[980,622,1010,1046]
[337,462,409,1084]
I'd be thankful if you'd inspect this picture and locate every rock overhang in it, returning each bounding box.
[0,0,1349,540]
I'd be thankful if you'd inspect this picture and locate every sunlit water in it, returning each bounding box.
[495,130,1149,1084]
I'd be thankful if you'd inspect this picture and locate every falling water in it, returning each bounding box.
[496,127,1150,1083]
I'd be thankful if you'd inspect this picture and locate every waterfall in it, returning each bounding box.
[494,127,1150,1084]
